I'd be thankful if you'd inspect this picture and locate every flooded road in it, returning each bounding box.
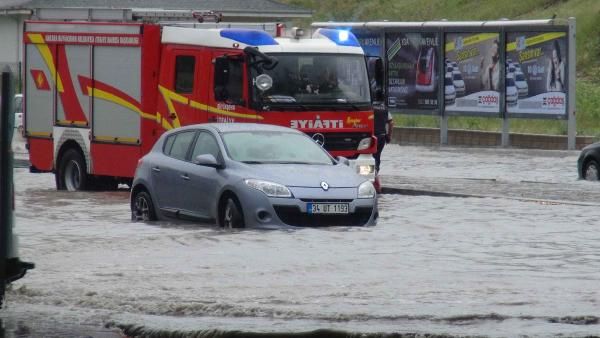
[2,143,600,337]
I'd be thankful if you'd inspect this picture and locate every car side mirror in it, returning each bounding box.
[336,156,350,166]
[194,154,223,169]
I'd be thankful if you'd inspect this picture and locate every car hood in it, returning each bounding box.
[240,163,364,188]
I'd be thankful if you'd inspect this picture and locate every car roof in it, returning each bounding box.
[169,123,302,134]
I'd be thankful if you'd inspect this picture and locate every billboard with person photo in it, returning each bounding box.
[505,32,567,117]
[444,33,501,115]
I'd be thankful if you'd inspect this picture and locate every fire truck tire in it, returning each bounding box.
[57,149,89,191]
[131,190,157,221]
[221,197,244,229]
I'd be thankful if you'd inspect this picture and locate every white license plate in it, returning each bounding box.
[307,203,349,214]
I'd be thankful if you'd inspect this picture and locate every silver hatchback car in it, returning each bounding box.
[130,123,378,228]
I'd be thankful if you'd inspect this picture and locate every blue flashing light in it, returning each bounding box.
[316,28,360,47]
[220,29,279,46]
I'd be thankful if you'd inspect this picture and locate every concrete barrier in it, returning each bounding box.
[391,127,597,150]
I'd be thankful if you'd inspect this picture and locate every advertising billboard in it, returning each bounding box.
[353,30,384,58]
[385,32,439,111]
[505,32,567,117]
[444,33,501,115]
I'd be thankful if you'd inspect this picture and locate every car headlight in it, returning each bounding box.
[357,164,375,176]
[245,179,292,198]
[358,181,376,199]
[357,137,372,151]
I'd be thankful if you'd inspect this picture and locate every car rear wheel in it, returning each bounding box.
[222,198,244,229]
[584,160,600,181]
[131,190,157,221]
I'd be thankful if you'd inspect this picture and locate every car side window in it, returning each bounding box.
[167,131,196,161]
[191,131,221,160]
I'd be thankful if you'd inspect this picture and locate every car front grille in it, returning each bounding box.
[304,132,370,152]
[273,205,373,227]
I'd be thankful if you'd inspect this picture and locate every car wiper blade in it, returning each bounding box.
[272,161,327,165]
[241,160,268,164]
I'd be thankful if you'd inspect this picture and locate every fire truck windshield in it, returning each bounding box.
[252,53,371,108]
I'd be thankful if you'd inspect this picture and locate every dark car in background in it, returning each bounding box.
[130,123,378,228]
[578,142,600,181]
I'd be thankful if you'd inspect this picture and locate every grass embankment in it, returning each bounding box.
[281,0,600,137]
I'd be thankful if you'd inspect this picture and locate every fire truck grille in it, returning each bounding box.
[273,205,373,227]
[305,132,371,152]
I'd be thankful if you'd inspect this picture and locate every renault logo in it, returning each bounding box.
[312,133,325,147]
[320,181,329,191]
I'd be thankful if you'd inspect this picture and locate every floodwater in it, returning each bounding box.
[2,141,600,337]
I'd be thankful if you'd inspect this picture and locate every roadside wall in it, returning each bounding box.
[391,127,597,150]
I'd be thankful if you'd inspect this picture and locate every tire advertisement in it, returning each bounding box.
[505,32,567,117]
[385,32,439,111]
[444,33,501,115]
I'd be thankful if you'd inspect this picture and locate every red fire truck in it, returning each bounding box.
[23,17,379,190]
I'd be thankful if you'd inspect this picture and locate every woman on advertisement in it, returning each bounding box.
[480,40,500,91]
[546,40,565,92]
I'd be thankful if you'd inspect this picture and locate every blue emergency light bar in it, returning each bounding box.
[314,28,361,47]
[220,29,279,46]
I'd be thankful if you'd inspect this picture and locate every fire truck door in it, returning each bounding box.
[209,51,255,123]
[158,50,206,129]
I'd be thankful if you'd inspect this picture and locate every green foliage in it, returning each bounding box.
[281,0,600,135]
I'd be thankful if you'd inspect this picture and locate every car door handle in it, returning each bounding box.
[180,173,190,180]
[152,167,161,173]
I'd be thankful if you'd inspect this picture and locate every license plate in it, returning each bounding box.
[307,203,349,214]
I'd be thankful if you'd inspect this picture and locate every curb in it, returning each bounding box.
[391,127,597,150]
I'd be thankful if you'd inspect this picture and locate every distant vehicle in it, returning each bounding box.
[578,142,600,181]
[514,63,522,71]
[514,72,529,98]
[13,94,23,135]
[451,71,465,96]
[130,123,378,228]
[444,73,456,105]
[506,75,518,106]
[415,46,436,92]
[507,65,516,74]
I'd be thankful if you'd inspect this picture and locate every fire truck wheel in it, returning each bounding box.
[131,190,157,221]
[222,197,244,229]
[58,149,89,191]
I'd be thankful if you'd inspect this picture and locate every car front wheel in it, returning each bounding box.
[222,198,244,229]
[584,160,600,181]
[131,190,157,221]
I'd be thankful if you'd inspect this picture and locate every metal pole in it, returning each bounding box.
[0,70,13,306]
[567,17,576,150]
[439,28,448,145]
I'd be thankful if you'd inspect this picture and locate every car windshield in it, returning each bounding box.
[515,73,525,81]
[444,75,453,85]
[251,53,370,106]
[222,131,334,165]
[452,73,462,81]
[506,78,515,86]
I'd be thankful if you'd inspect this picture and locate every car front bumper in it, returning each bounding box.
[234,183,378,228]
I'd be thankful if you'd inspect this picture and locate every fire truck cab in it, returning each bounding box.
[24,18,379,190]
